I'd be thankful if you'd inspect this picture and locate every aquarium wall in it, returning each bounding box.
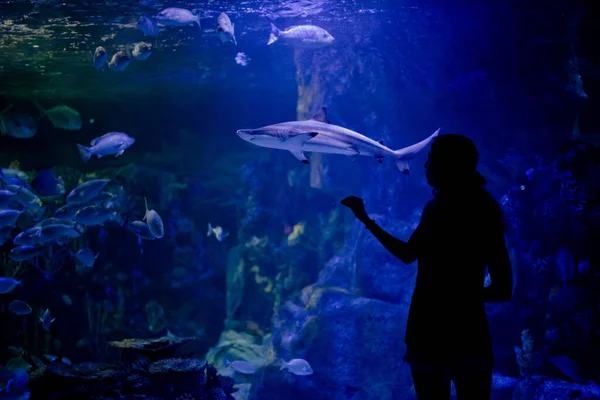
[1,0,599,399]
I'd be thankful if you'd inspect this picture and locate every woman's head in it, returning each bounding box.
[425,134,486,192]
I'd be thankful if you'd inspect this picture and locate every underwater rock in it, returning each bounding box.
[250,294,411,400]
[109,336,203,361]
[512,375,600,399]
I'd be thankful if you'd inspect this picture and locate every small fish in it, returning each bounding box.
[73,248,98,268]
[37,223,82,243]
[9,245,44,262]
[8,300,32,316]
[35,103,82,130]
[39,308,55,331]
[280,358,313,376]
[126,220,156,240]
[0,168,28,181]
[61,294,72,306]
[13,227,42,246]
[130,42,152,61]
[30,169,65,197]
[108,51,131,72]
[235,52,249,66]
[155,7,201,29]
[77,132,135,163]
[0,106,37,139]
[0,277,21,294]
[224,358,256,374]
[66,179,110,204]
[54,204,85,219]
[217,12,236,46]
[75,205,119,226]
[138,15,160,37]
[35,218,76,228]
[93,46,108,70]
[143,198,164,238]
[0,210,23,227]
[207,223,228,241]
[0,190,16,207]
[267,24,334,49]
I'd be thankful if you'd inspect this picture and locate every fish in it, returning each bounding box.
[9,245,44,262]
[138,15,160,37]
[216,12,236,46]
[75,205,119,226]
[224,358,256,374]
[54,203,86,219]
[108,51,131,72]
[0,106,37,139]
[0,210,23,227]
[130,42,152,61]
[8,300,32,316]
[267,24,334,49]
[0,277,21,294]
[93,46,108,70]
[0,168,28,181]
[126,220,156,240]
[35,218,76,228]
[13,227,42,246]
[35,103,82,130]
[77,132,135,164]
[155,8,201,29]
[207,223,228,241]
[30,169,65,197]
[39,308,55,331]
[143,198,164,238]
[280,358,313,376]
[66,179,110,204]
[72,248,98,268]
[37,223,82,244]
[236,107,439,173]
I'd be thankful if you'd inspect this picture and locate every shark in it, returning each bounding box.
[236,107,440,173]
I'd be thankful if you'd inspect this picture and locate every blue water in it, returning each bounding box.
[0,1,599,399]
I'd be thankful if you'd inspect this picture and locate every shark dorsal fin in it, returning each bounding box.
[311,107,329,123]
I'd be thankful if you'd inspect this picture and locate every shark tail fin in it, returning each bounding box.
[267,23,280,45]
[392,128,440,174]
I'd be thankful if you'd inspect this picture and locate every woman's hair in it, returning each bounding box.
[428,134,487,192]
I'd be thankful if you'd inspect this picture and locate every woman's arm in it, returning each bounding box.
[363,219,418,264]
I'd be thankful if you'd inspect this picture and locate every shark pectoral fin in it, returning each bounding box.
[284,131,318,146]
[290,150,309,164]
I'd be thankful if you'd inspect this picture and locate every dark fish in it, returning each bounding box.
[66,179,110,204]
[35,103,82,130]
[0,106,37,139]
[93,46,108,70]
[8,300,32,316]
[31,169,65,197]
[0,277,21,294]
[9,245,44,262]
[108,51,130,72]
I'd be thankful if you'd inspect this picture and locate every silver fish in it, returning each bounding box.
[0,209,23,227]
[13,227,42,246]
[126,220,156,240]
[137,15,160,37]
[131,42,152,61]
[73,248,98,268]
[0,190,16,207]
[35,218,76,228]
[108,51,130,72]
[1,168,28,181]
[143,198,164,238]
[155,8,201,29]
[35,103,82,130]
[93,46,108,70]
[37,223,81,243]
[75,205,119,226]
[280,358,313,375]
[236,107,439,173]
[224,358,255,374]
[66,180,110,204]
[9,245,44,262]
[39,308,55,331]
[77,132,135,164]
[9,300,32,316]
[217,12,236,46]
[0,106,37,139]
[0,277,21,294]
[207,223,228,241]
[267,24,334,49]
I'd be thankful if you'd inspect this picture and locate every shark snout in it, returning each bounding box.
[236,129,254,141]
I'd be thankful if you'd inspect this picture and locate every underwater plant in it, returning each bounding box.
[514,329,535,378]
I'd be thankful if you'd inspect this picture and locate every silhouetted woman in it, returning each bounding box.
[341,134,512,400]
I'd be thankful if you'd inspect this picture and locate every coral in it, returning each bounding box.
[514,329,535,377]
